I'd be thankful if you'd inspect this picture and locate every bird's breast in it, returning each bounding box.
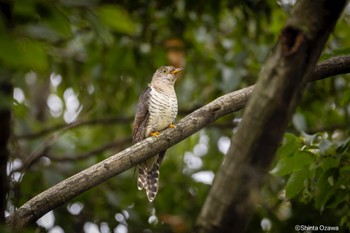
[146,87,178,136]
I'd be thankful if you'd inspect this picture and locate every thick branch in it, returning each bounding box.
[195,1,347,232]
[6,54,350,229]
[313,55,350,80]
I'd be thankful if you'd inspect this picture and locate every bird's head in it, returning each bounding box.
[151,66,183,86]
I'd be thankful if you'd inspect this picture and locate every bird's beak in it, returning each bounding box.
[171,68,184,75]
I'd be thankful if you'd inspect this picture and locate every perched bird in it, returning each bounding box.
[132,66,183,202]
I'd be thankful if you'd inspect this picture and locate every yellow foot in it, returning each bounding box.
[168,123,176,129]
[150,131,160,138]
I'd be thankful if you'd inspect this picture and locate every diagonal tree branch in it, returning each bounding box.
[6,55,350,229]
[313,55,350,80]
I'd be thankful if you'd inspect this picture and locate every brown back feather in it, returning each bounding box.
[132,87,151,144]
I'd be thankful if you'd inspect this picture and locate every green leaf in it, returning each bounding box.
[326,190,347,209]
[43,7,72,38]
[18,40,48,72]
[286,168,309,199]
[340,215,350,227]
[320,157,339,171]
[0,30,21,68]
[97,5,136,35]
[0,31,48,71]
[315,169,336,211]
[13,1,36,16]
[270,151,314,176]
[340,165,350,176]
[276,133,301,158]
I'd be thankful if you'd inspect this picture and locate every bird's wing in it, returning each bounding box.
[132,87,151,144]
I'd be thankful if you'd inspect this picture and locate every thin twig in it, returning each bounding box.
[47,137,131,162]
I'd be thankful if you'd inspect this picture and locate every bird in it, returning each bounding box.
[132,66,183,202]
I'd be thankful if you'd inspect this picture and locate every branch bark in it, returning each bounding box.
[6,53,350,229]
[195,1,348,232]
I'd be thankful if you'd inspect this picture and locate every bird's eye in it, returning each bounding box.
[162,69,167,73]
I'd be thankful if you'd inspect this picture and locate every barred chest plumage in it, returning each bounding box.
[145,86,178,137]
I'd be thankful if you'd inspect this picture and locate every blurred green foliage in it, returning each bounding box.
[269,133,350,231]
[2,0,350,232]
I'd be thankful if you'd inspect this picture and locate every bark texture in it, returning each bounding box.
[195,1,347,232]
[5,54,350,229]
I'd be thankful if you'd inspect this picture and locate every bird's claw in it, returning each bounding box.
[168,124,176,129]
[150,132,160,138]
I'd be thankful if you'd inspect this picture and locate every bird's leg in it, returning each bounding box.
[168,123,176,129]
[150,131,160,137]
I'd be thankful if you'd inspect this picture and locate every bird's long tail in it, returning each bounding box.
[138,151,165,202]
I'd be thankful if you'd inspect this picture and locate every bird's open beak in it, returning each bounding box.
[171,68,184,75]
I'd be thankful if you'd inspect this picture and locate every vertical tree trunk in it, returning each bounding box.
[0,76,12,223]
[0,1,13,224]
[195,1,348,232]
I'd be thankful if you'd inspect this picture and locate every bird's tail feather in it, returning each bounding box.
[138,151,165,202]
[137,165,147,190]
[145,157,162,202]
